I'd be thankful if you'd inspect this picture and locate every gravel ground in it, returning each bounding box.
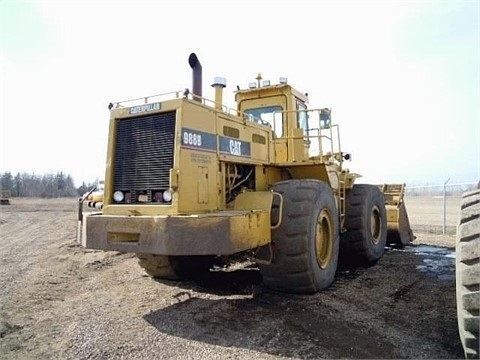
[0,198,465,359]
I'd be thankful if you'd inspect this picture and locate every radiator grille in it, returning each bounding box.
[114,111,175,199]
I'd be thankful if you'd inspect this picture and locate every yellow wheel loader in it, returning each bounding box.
[78,53,414,293]
[0,190,11,205]
[86,180,104,210]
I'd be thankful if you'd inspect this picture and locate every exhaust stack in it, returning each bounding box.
[188,53,202,102]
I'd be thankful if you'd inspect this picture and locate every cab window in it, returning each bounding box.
[245,106,283,138]
[297,101,308,136]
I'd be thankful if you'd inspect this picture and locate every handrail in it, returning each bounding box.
[111,91,342,161]
[112,90,268,125]
[112,90,185,108]
[272,108,342,160]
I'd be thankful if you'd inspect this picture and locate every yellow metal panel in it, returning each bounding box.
[274,140,288,162]
[229,211,271,250]
[287,164,330,184]
[386,207,399,223]
[198,166,209,204]
[265,166,284,186]
[385,203,415,244]
[177,149,217,213]
[255,166,268,190]
[216,114,270,164]
[181,101,217,134]
[232,191,273,245]
[291,127,306,162]
[84,210,271,255]
[234,191,274,212]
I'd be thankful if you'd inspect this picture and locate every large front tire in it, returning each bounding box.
[340,184,387,265]
[456,189,480,359]
[259,179,339,294]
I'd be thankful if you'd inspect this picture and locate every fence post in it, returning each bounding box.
[443,178,450,235]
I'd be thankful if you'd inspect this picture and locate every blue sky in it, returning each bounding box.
[0,0,479,187]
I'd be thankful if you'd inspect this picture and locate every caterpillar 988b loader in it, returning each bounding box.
[78,53,414,294]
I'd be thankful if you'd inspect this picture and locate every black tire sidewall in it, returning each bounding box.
[362,186,387,261]
[261,179,340,293]
[341,184,388,265]
[308,184,340,290]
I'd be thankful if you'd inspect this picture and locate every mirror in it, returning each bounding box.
[320,108,331,129]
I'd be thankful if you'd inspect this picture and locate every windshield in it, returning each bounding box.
[244,106,283,138]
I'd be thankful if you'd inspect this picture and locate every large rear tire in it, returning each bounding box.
[137,253,180,280]
[137,254,217,280]
[259,179,339,294]
[340,184,387,265]
[456,189,480,359]
[169,255,218,279]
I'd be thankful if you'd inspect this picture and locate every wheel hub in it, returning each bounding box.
[316,208,333,269]
[371,205,382,244]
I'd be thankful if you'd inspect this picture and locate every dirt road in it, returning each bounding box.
[0,198,464,359]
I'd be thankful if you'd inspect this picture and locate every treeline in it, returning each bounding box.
[0,172,96,198]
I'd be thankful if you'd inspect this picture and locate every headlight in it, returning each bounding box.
[113,191,124,202]
[162,189,172,202]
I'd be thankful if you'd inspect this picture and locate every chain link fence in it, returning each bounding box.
[404,182,478,235]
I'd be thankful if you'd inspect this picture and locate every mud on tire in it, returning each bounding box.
[259,179,339,294]
[456,189,480,359]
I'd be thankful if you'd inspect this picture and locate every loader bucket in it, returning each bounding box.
[378,184,415,246]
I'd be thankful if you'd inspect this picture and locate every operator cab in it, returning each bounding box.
[235,74,311,163]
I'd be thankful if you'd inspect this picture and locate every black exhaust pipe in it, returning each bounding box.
[188,53,202,102]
